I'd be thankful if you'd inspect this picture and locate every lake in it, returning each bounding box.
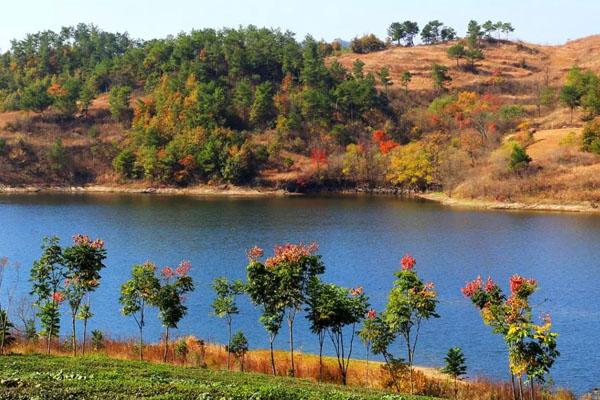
[0,193,599,393]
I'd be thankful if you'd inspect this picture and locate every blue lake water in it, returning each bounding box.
[0,193,599,393]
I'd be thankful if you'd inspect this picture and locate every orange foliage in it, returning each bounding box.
[371,130,399,154]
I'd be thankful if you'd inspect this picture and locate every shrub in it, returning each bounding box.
[0,138,6,153]
[350,34,386,54]
[508,143,532,172]
[91,330,104,350]
[113,149,138,179]
[48,138,67,172]
[582,119,600,154]
[109,85,132,124]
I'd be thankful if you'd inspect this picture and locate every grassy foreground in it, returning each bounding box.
[0,354,435,400]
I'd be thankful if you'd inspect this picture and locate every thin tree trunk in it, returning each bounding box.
[82,318,87,355]
[163,327,169,363]
[269,336,276,375]
[227,319,232,370]
[519,376,524,400]
[139,324,144,361]
[288,313,295,377]
[318,331,324,382]
[511,374,517,400]
[71,315,77,356]
[530,379,535,400]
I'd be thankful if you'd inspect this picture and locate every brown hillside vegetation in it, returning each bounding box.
[334,35,600,96]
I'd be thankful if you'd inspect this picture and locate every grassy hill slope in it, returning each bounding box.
[0,354,433,400]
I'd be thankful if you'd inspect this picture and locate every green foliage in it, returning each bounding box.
[212,277,245,369]
[431,64,451,90]
[0,308,16,349]
[91,330,104,350]
[508,143,532,172]
[441,347,467,379]
[20,79,53,113]
[228,331,249,371]
[47,138,67,173]
[112,149,138,179]
[582,119,600,154]
[0,138,6,153]
[388,21,419,47]
[447,44,466,67]
[108,85,132,124]
[420,21,444,45]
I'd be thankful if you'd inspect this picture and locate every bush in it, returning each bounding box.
[48,138,67,172]
[91,330,104,350]
[582,119,600,154]
[0,138,6,153]
[109,85,132,124]
[508,143,532,172]
[350,34,386,54]
[113,149,138,179]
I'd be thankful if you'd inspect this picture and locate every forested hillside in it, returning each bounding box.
[2,22,600,203]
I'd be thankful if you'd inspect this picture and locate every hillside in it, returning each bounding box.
[2,28,600,206]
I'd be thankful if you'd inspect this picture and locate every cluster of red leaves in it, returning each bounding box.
[350,286,364,296]
[52,291,65,303]
[161,260,192,280]
[367,309,377,319]
[400,254,416,271]
[371,130,399,155]
[265,242,318,268]
[72,234,104,250]
[509,274,536,295]
[47,82,68,97]
[246,246,264,262]
[310,148,328,167]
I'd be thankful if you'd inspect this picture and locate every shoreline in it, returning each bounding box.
[417,192,600,214]
[2,184,600,215]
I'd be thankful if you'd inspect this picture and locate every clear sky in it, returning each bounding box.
[1,0,599,51]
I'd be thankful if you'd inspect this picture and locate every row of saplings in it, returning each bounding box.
[22,235,558,399]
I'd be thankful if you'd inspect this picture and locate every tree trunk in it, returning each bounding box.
[318,332,324,382]
[288,314,295,377]
[269,337,276,375]
[530,379,535,400]
[71,315,77,356]
[163,327,169,363]
[47,330,52,355]
[519,376,524,400]
[139,305,144,361]
[82,318,88,356]
[511,374,517,400]
[227,320,232,370]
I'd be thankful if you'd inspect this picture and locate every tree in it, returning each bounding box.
[387,22,405,46]
[228,331,249,371]
[305,278,331,381]
[245,246,284,375]
[155,261,194,362]
[387,142,434,190]
[560,85,580,123]
[250,82,274,128]
[462,275,559,400]
[62,234,107,356]
[501,22,515,40]
[0,309,15,352]
[401,71,412,93]
[466,20,483,48]
[20,79,52,113]
[350,34,386,54]
[465,48,485,70]
[431,64,452,91]
[119,262,160,360]
[109,85,132,124]
[508,143,532,172]
[211,277,245,370]
[377,66,393,96]
[383,255,439,394]
[482,20,496,39]
[327,285,369,385]
[441,347,467,397]
[76,302,93,355]
[401,21,419,46]
[30,236,65,354]
[421,20,443,45]
[582,118,600,154]
[441,27,457,42]
[48,77,81,117]
[48,138,67,173]
[447,44,466,67]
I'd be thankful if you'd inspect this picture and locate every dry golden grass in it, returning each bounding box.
[7,337,575,400]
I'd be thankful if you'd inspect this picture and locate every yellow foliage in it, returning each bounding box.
[386,142,434,189]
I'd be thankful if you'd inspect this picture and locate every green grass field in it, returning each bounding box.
[0,354,436,400]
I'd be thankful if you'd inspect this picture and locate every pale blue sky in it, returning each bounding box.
[1,0,599,51]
